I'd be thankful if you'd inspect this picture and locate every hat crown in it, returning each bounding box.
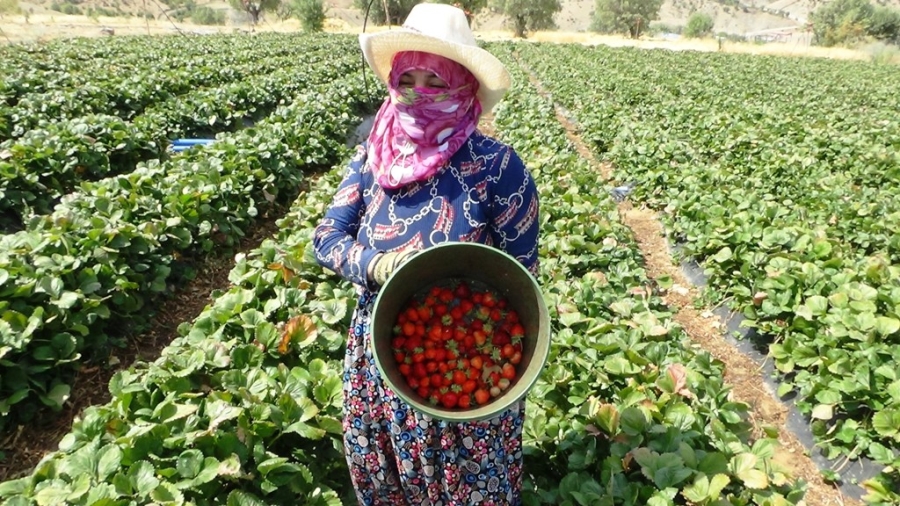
[401,4,477,48]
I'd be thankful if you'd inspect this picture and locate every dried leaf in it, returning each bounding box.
[267,262,294,283]
[279,314,318,354]
[753,291,768,306]
[667,363,694,399]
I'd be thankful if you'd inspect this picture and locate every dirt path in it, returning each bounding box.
[512,64,860,506]
[0,210,284,482]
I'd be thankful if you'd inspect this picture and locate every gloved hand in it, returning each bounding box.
[371,249,418,287]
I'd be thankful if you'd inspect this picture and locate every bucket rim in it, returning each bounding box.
[370,241,550,422]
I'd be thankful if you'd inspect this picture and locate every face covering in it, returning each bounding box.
[366,50,482,189]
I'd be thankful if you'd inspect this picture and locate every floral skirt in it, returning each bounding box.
[341,291,525,506]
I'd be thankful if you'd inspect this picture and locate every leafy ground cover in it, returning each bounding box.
[0,44,356,232]
[0,50,382,439]
[512,41,900,503]
[0,33,817,505]
[0,34,343,137]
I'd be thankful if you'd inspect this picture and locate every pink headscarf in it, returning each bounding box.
[366,51,482,189]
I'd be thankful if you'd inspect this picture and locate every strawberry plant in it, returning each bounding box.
[0,68,383,436]
[513,41,900,503]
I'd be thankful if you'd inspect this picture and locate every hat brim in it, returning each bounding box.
[360,30,511,113]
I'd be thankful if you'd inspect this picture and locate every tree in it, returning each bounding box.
[490,0,561,38]
[809,0,874,45]
[229,0,280,25]
[591,0,663,38]
[353,0,417,25]
[683,11,714,38]
[433,0,487,24]
[293,0,325,31]
[869,5,900,43]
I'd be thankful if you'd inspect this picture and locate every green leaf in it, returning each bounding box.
[712,247,733,263]
[129,460,159,497]
[812,239,832,258]
[619,407,647,436]
[284,420,326,440]
[36,276,64,298]
[84,483,121,506]
[595,403,620,435]
[42,384,71,409]
[814,389,841,405]
[240,309,267,328]
[603,356,640,375]
[887,381,900,403]
[153,400,199,424]
[313,376,342,407]
[314,299,347,325]
[875,317,900,337]
[176,449,204,479]
[729,453,757,475]
[226,490,267,506]
[709,473,730,498]
[0,477,29,497]
[872,409,900,438]
[54,291,80,309]
[218,454,242,477]
[33,480,70,506]
[738,468,769,489]
[206,400,242,430]
[150,482,183,504]
[805,295,828,315]
[191,457,220,486]
[97,444,123,481]
[682,475,711,503]
[866,442,896,465]
[558,311,585,327]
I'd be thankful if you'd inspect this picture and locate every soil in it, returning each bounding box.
[0,209,284,482]
[517,60,862,506]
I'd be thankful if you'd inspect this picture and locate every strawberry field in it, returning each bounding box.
[1,32,898,505]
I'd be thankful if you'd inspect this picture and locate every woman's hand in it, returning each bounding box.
[370,249,419,286]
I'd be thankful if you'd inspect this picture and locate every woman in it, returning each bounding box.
[313,3,540,504]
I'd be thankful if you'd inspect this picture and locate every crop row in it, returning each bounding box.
[0,42,360,232]
[1,40,814,505]
[513,42,900,502]
[0,33,327,108]
[0,43,352,144]
[0,70,383,436]
[488,42,806,505]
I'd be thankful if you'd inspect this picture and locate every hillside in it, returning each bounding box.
[5,0,900,40]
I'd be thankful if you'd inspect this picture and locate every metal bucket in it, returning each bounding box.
[370,242,551,422]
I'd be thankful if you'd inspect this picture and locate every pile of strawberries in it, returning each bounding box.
[390,280,524,410]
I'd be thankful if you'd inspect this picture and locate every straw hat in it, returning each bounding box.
[359,3,511,112]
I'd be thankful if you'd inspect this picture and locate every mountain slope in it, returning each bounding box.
[14,0,900,36]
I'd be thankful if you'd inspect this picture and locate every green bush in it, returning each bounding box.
[192,6,226,25]
[352,0,416,25]
[649,22,682,34]
[684,11,714,38]
[293,0,325,32]
[811,0,900,46]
